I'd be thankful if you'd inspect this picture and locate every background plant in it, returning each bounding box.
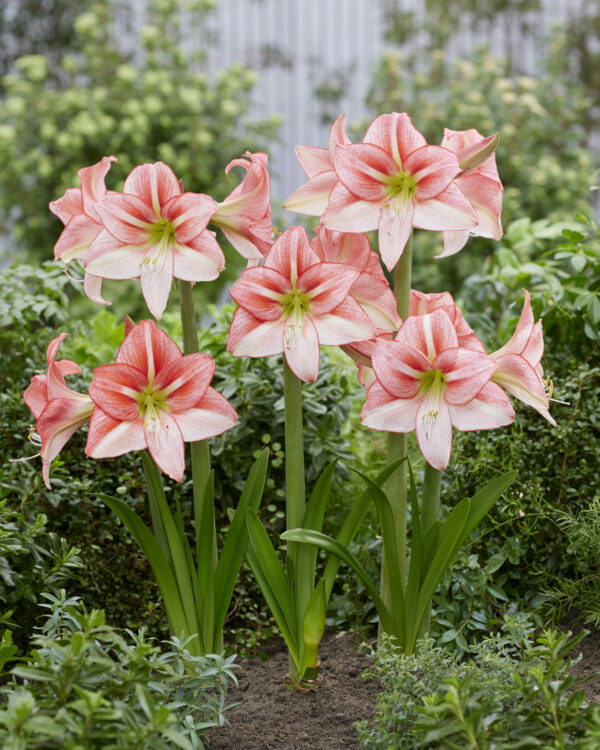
[356,619,599,749]
[0,593,237,749]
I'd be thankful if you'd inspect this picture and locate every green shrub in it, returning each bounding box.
[0,0,280,268]
[356,619,599,749]
[0,592,237,749]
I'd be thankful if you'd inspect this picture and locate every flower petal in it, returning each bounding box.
[89,363,145,421]
[95,193,155,244]
[294,145,333,179]
[311,297,375,345]
[54,214,102,263]
[378,200,414,271]
[372,338,430,398]
[492,353,554,423]
[140,253,175,320]
[227,307,285,357]
[123,162,182,214]
[300,262,359,314]
[144,410,185,481]
[79,155,117,213]
[163,192,219,244]
[283,171,338,216]
[83,272,111,305]
[153,352,215,409]
[448,382,516,430]
[264,226,319,284]
[172,230,225,282]
[284,316,320,382]
[322,182,382,233]
[333,143,395,201]
[396,310,458,361]
[438,348,496,405]
[50,188,83,225]
[363,112,426,166]
[86,406,146,458]
[230,266,288,321]
[116,319,182,376]
[415,397,452,470]
[404,145,460,200]
[172,386,238,441]
[438,230,470,259]
[412,183,477,231]
[360,381,420,432]
[85,229,146,279]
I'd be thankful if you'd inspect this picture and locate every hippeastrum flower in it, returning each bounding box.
[311,226,401,334]
[438,128,503,258]
[361,309,515,469]
[86,320,237,481]
[283,114,350,215]
[23,334,94,488]
[227,226,376,382]
[490,290,555,425]
[409,290,486,351]
[210,151,272,261]
[49,155,117,305]
[322,112,477,271]
[84,162,223,320]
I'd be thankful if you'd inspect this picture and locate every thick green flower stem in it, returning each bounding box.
[380,231,413,639]
[283,358,308,676]
[178,282,217,598]
[418,462,443,639]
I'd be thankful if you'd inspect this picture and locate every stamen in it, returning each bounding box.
[421,409,439,439]
[28,425,42,446]
[543,376,570,406]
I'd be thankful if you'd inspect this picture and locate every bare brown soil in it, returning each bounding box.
[205,631,378,750]
[206,623,600,750]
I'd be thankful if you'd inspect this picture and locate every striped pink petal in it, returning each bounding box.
[153,352,215,409]
[299,262,360,314]
[95,193,155,244]
[363,112,427,166]
[311,297,375,345]
[284,316,320,382]
[230,266,288,321]
[404,145,460,200]
[116,319,181,375]
[227,307,286,358]
[372,338,430,398]
[412,182,477,231]
[333,143,395,201]
[163,192,218,244]
[321,182,382,233]
[378,200,415,270]
[86,406,146,459]
[437,348,497,405]
[396,309,458,362]
[415,396,452,470]
[88,363,146,421]
[172,230,225,282]
[448,382,515,431]
[264,226,319,283]
[123,162,182,214]
[53,213,102,263]
[143,410,185,481]
[283,171,338,215]
[360,381,421,432]
[173,386,238,442]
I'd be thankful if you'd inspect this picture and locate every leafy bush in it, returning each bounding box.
[356,619,599,749]
[0,0,280,266]
[0,592,237,749]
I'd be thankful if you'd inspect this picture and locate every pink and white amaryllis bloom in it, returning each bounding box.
[50,156,117,305]
[360,309,515,469]
[84,162,224,320]
[311,226,401,334]
[283,114,351,215]
[322,112,477,271]
[23,334,94,488]
[210,151,273,262]
[86,320,237,481]
[439,128,503,258]
[227,226,376,382]
[490,290,555,425]
[409,290,486,352]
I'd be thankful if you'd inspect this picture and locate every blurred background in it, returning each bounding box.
[0,0,597,268]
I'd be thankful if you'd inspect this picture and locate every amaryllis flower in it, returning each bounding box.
[283,115,350,215]
[409,290,486,351]
[361,309,515,469]
[84,162,224,320]
[311,226,400,334]
[86,320,237,481]
[490,290,555,425]
[439,128,503,258]
[23,334,94,488]
[210,151,272,261]
[322,112,477,271]
[49,156,117,305]
[227,226,376,382]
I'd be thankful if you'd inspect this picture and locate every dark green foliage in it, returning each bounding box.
[0,593,237,749]
[356,620,599,749]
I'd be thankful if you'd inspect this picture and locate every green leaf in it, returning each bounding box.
[282,528,396,636]
[456,471,518,551]
[245,509,298,660]
[322,458,406,600]
[405,461,422,639]
[408,499,471,651]
[98,494,190,645]
[213,448,268,645]
[352,470,405,632]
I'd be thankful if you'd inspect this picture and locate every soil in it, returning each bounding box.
[206,622,600,750]
[205,631,378,750]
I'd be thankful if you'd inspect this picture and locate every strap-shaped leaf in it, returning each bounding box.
[404,460,422,640]
[98,494,190,643]
[322,458,407,600]
[246,509,297,650]
[455,471,518,552]
[421,519,440,579]
[141,450,171,564]
[282,528,397,637]
[298,460,338,610]
[352,470,405,630]
[408,498,471,651]
[139,457,199,641]
[212,449,269,643]
[197,472,216,649]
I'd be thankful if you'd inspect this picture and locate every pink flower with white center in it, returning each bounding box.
[439,128,504,258]
[23,334,94,488]
[490,290,556,425]
[227,226,376,382]
[360,309,515,470]
[84,162,224,320]
[49,156,117,305]
[86,320,237,481]
[322,112,477,271]
[283,114,351,215]
[311,226,401,334]
[211,151,273,261]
